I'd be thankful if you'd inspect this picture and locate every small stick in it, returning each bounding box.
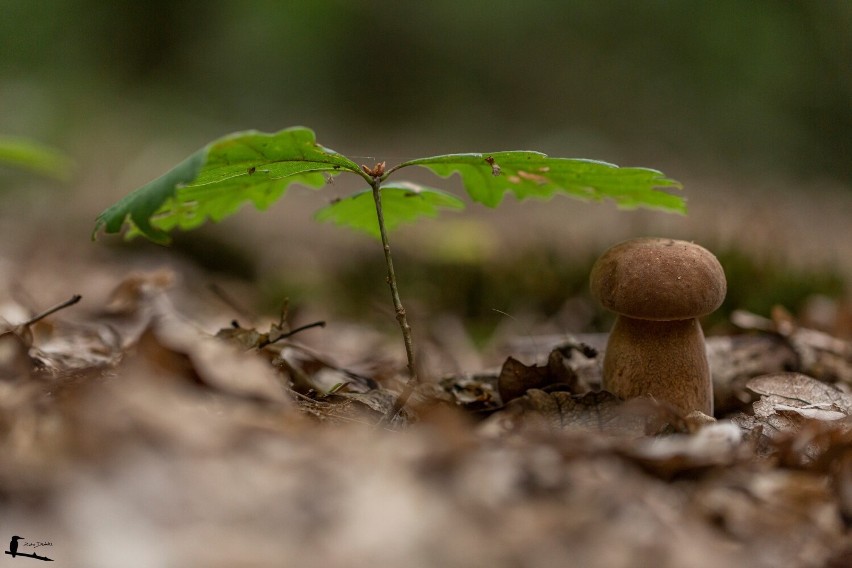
[261,320,326,347]
[22,294,82,326]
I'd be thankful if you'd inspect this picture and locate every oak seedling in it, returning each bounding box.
[93,126,685,422]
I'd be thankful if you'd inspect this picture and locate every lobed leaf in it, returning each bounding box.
[93,127,362,243]
[397,151,685,212]
[314,182,465,239]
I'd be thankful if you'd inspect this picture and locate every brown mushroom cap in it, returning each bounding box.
[590,237,726,321]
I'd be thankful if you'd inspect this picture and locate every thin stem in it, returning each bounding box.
[22,294,82,326]
[369,177,418,425]
[261,320,326,348]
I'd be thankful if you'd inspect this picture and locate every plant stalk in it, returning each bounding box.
[369,177,418,425]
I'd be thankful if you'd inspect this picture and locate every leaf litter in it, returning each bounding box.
[1,266,851,567]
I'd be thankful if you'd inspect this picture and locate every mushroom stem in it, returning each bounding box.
[603,316,713,415]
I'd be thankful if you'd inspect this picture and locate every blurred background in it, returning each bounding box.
[1,0,850,356]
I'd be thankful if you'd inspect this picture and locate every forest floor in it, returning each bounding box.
[1,174,851,567]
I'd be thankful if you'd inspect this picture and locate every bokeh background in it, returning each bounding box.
[2,0,850,352]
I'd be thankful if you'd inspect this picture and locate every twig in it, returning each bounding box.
[22,294,81,326]
[261,320,326,348]
[4,550,54,561]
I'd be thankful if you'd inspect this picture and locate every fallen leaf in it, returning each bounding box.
[143,318,291,405]
[274,344,378,395]
[96,270,176,348]
[747,373,852,414]
[693,468,844,567]
[0,329,32,381]
[733,308,852,385]
[626,422,745,477]
[102,269,175,315]
[483,389,653,437]
[440,372,500,411]
[836,451,852,521]
[497,349,579,404]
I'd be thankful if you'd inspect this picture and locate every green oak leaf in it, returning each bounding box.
[93,127,361,243]
[397,151,684,212]
[315,182,465,239]
[0,137,74,181]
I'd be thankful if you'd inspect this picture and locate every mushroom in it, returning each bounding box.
[589,237,726,415]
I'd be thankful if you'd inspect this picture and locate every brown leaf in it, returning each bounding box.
[497,350,578,404]
[102,269,175,315]
[484,389,653,437]
[626,422,745,477]
[142,319,291,405]
[0,318,33,348]
[325,389,400,422]
[733,308,852,385]
[1,295,104,375]
[216,321,267,350]
[28,320,122,372]
[275,344,378,395]
[706,334,799,413]
[440,372,500,411]
[747,372,852,415]
[693,468,844,566]
[734,373,852,466]
[0,330,32,381]
[96,270,176,349]
[836,451,852,521]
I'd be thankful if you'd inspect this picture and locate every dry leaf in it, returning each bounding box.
[4,253,852,567]
[0,330,32,381]
[440,372,500,411]
[731,373,852,466]
[733,308,852,385]
[694,468,844,568]
[627,422,745,477]
[483,389,655,437]
[747,372,852,415]
[497,349,579,404]
[142,318,290,405]
[275,345,377,395]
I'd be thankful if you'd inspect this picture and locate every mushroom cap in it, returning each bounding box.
[590,237,726,320]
